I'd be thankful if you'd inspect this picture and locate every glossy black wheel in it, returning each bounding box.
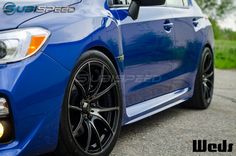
[201,49,214,105]
[56,50,122,156]
[182,47,214,109]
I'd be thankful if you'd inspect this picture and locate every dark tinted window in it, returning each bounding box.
[113,0,131,5]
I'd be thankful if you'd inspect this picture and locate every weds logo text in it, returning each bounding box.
[193,140,233,152]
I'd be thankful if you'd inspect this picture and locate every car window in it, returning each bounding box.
[166,0,189,7]
[182,0,189,7]
[113,0,131,5]
[127,0,132,5]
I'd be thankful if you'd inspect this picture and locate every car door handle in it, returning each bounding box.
[163,20,173,32]
[164,23,174,27]
[193,18,199,27]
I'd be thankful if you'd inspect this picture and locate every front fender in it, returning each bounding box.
[18,0,123,72]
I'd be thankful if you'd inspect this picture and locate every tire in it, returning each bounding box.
[183,47,214,109]
[55,50,123,156]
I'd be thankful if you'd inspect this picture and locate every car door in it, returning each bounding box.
[167,0,205,92]
[110,0,175,107]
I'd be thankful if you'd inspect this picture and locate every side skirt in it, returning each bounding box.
[125,88,189,125]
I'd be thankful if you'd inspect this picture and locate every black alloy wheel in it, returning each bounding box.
[201,48,214,105]
[182,47,214,109]
[56,50,122,156]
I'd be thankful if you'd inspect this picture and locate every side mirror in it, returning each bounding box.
[129,0,166,20]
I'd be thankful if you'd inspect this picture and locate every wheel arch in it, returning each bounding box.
[87,46,122,76]
[196,42,214,74]
[204,43,214,54]
[84,46,126,125]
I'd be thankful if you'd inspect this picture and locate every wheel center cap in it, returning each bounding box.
[82,101,90,114]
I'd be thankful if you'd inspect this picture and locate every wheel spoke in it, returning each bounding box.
[205,71,214,79]
[203,82,210,99]
[92,107,119,113]
[85,120,92,152]
[74,79,86,96]
[90,82,116,102]
[204,54,213,73]
[205,78,213,86]
[203,82,210,91]
[72,114,83,137]
[88,62,92,92]
[203,86,208,99]
[93,65,105,96]
[70,105,82,112]
[91,113,114,135]
[89,121,102,151]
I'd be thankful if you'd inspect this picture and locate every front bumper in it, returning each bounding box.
[0,52,70,155]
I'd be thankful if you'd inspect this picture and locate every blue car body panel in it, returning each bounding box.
[0,52,70,155]
[0,0,213,155]
[117,6,175,106]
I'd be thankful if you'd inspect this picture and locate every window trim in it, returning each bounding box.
[108,0,191,9]
[165,0,190,9]
[108,0,131,8]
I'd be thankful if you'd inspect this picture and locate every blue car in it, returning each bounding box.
[0,0,214,155]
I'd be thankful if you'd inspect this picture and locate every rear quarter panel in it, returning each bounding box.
[170,0,214,95]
